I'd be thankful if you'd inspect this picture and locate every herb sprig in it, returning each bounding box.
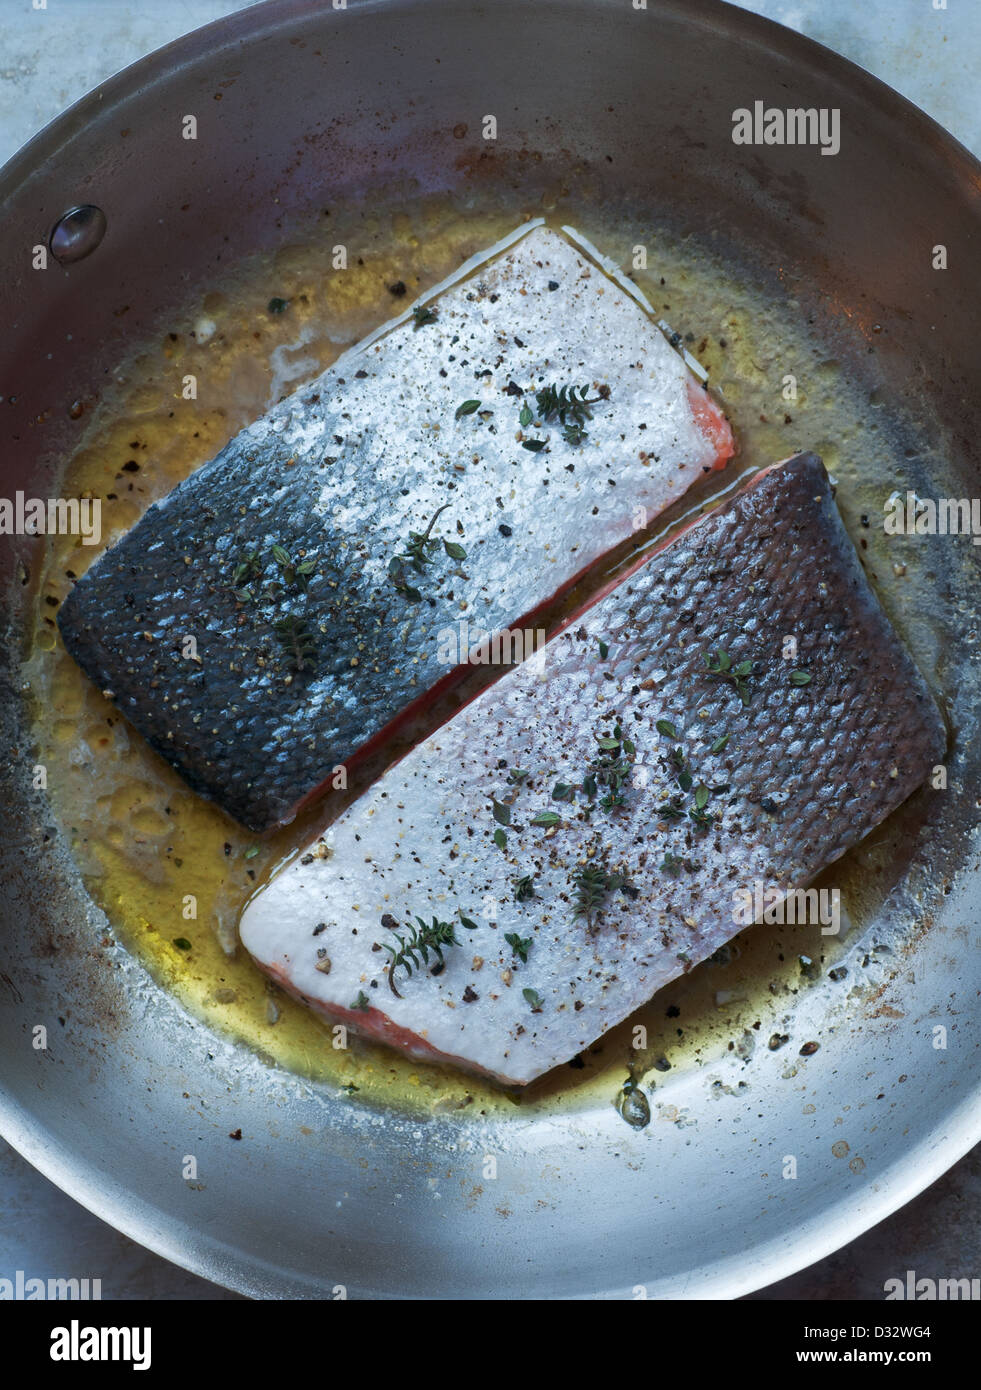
[654,716,725,830]
[273,615,316,672]
[586,722,636,811]
[535,383,605,445]
[270,543,316,591]
[229,543,317,604]
[505,931,532,963]
[380,915,462,998]
[704,648,755,707]
[388,503,466,601]
[571,861,635,930]
[513,874,536,902]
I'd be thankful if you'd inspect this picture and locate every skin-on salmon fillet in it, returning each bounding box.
[57,223,732,831]
[239,452,945,1086]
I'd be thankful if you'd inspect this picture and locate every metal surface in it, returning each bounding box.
[1,0,979,1299]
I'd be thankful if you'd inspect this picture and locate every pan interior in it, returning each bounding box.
[24,180,953,1121]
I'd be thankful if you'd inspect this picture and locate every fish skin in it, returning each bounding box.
[57,225,732,831]
[239,452,946,1086]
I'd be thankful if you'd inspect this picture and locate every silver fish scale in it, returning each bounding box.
[240,453,946,1084]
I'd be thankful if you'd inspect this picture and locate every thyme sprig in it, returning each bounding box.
[535,383,605,445]
[388,503,466,601]
[704,648,755,707]
[270,543,316,591]
[585,722,636,811]
[230,550,263,601]
[229,544,316,603]
[273,615,317,672]
[571,860,635,930]
[380,915,462,998]
[654,717,725,829]
[572,863,610,925]
[401,503,449,571]
[659,850,703,876]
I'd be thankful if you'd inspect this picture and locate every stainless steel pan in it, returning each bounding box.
[1,0,979,1298]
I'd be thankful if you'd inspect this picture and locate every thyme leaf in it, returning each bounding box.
[513,874,536,903]
[505,931,532,963]
[271,543,316,590]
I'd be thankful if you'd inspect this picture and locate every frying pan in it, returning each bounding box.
[1,0,979,1300]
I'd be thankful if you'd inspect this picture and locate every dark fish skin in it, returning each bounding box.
[55,441,377,829]
[55,225,732,832]
[238,451,948,1085]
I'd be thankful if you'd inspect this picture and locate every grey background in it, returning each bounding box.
[0,0,977,1300]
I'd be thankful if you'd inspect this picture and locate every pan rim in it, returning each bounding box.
[2,1081,979,1299]
[2,0,979,205]
[2,0,979,1300]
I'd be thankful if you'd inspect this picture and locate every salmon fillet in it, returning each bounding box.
[239,452,945,1085]
[57,224,732,831]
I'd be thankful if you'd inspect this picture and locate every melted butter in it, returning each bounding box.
[26,188,939,1119]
